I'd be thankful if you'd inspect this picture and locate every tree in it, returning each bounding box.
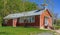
[0,0,38,25]
[1,0,38,16]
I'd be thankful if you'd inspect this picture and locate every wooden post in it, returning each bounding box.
[13,18,17,27]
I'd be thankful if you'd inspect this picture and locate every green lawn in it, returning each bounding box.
[0,26,54,35]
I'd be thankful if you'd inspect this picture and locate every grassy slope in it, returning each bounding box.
[0,26,54,35]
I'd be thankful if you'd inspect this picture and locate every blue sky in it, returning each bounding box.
[53,0,60,18]
[29,0,60,18]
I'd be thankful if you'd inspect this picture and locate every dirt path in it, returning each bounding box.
[37,33,54,35]
[30,32,54,35]
[55,30,60,33]
[30,30,60,35]
[54,30,60,35]
[36,30,60,35]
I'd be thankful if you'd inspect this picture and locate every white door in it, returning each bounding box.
[45,18,48,27]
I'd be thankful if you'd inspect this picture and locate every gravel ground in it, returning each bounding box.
[37,32,54,35]
[30,32,54,35]
[30,30,60,35]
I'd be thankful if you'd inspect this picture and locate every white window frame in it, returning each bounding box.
[31,16,35,23]
[19,17,24,23]
[19,16,35,23]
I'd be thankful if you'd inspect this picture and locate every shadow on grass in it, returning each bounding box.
[0,32,7,34]
[0,32,9,35]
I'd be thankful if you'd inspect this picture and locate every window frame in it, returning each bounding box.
[19,16,35,23]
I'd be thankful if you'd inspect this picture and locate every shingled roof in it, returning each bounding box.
[4,9,45,19]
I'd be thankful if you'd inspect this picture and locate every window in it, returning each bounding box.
[27,16,35,23]
[19,18,24,23]
[27,17,31,23]
[31,16,35,23]
[4,20,8,24]
[19,16,35,23]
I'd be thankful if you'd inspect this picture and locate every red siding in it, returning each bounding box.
[16,15,40,27]
[35,15,40,27]
[7,19,13,26]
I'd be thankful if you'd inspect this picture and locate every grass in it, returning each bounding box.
[53,25,60,30]
[0,26,54,35]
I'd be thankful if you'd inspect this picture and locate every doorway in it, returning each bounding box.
[44,17,49,28]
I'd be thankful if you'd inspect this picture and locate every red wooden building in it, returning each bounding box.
[3,9,53,29]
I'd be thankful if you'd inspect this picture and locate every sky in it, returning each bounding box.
[29,0,60,18]
[53,0,60,18]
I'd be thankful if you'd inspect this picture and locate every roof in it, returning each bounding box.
[4,9,45,19]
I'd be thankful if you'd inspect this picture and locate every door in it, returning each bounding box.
[44,17,48,28]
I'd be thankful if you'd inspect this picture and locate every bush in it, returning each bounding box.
[54,26,60,30]
[0,16,3,26]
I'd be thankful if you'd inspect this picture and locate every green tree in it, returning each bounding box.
[0,0,38,25]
